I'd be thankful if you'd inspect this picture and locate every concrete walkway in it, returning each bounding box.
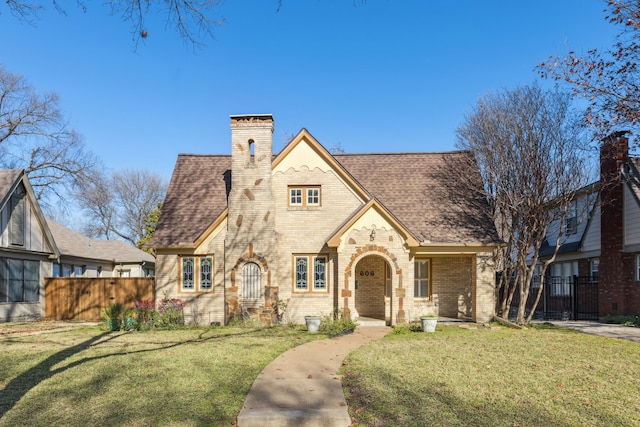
[237,326,390,427]
[545,320,640,343]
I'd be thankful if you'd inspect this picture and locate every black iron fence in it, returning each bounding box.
[502,275,598,321]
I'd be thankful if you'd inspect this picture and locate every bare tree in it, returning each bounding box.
[538,0,640,142]
[456,84,593,325]
[3,0,225,47]
[0,64,99,212]
[76,168,167,247]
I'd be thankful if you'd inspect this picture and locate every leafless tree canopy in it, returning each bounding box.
[3,0,224,46]
[0,64,99,212]
[456,84,593,324]
[76,168,167,247]
[538,0,640,142]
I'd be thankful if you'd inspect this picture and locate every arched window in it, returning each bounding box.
[248,139,255,162]
[242,262,261,299]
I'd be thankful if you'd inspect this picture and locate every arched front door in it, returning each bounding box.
[354,255,391,321]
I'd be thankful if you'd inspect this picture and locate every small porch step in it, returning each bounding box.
[356,316,387,327]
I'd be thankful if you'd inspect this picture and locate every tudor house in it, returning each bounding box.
[150,114,501,326]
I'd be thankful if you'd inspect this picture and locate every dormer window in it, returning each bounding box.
[565,200,578,236]
[289,186,321,207]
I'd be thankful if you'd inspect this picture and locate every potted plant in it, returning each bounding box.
[304,315,322,333]
[420,314,438,333]
[123,308,137,331]
[101,303,125,331]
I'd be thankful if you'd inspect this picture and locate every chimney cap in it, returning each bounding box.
[230,113,273,119]
[604,130,630,142]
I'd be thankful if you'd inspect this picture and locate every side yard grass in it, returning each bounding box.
[342,323,640,427]
[0,324,320,426]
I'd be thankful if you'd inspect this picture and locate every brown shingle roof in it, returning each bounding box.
[334,151,499,245]
[151,150,499,248]
[151,155,231,247]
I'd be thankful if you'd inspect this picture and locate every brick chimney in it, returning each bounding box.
[599,131,632,316]
[225,114,278,321]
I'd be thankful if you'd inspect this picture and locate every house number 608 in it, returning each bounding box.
[359,271,375,276]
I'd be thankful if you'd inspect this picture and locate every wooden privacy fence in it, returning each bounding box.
[45,277,155,321]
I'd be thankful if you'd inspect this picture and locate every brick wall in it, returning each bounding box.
[599,132,636,316]
[432,257,473,319]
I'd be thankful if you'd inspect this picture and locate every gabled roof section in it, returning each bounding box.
[47,218,154,263]
[0,169,59,258]
[537,183,600,258]
[335,151,501,246]
[273,129,370,202]
[327,199,419,248]
[0,169,23,211]
[150,154,231,248]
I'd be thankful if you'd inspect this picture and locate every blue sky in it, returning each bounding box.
[1,0,619,183]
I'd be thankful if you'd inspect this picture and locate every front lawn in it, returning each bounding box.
[342,323,640,427]
[0,324,319,426]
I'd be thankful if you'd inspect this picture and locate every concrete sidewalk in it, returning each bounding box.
[545,320,640,343]
[237,326,390,427]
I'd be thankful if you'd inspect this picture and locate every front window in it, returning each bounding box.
[414,259,430,298]
[200,257,213,290]
[307,188,320,206]
[293,255,329,292]
[548,262,576,296]
[636,254,640,281]
[74,265,85,277]
[313,257,327,290]
[290,188,303,206]
[0,258,39,303]
[288,186,321,207]
[295,257,309,290]
[180,256,214,292]
[182,257,195,290]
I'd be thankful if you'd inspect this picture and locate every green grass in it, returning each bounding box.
[342,324,640,427]
[0,324,320,426]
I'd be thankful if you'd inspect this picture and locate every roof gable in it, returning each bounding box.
[0,169,59,257]
[327,199,419,248]
[273,129,369,202]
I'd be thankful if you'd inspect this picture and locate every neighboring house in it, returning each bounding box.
[46,219,155,279]
[0,169,59,321]
[1,168,155,322]
[150,114,501,326]
[530,131,640,318]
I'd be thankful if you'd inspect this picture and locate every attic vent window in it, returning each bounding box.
[9,190,25,246]
[288,186,321,207]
